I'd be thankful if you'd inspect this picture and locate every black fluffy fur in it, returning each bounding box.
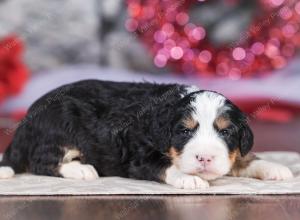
[1,80,191,181]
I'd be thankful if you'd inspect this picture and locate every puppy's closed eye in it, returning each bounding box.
[219,129,230,136]
[218,125,237,137]
[181,128,192,135]
[179,123,199,136]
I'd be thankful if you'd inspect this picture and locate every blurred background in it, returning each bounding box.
[0,0,299,153]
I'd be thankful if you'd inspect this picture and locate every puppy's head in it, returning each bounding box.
[167,89,253,180]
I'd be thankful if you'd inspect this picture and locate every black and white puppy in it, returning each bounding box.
[0,80,293,189]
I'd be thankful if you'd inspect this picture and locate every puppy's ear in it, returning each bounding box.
[239,122,254,157]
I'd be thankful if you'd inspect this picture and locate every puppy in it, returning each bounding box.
[0,80,293,189]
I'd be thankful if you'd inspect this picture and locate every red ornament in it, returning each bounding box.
[126,0,300,78]
[0,35,29,103]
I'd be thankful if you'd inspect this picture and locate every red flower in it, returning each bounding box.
[0,35,29,103]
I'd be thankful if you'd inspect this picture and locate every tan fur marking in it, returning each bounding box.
[215,116,230,130]
[62,148,81,163]
[160,147,181,182]
[229,149,239,165]
[229,152,258,177]
[168,147,179,159]
[168,147,181,166]
[160,147,182,182]
[182,117,198,129]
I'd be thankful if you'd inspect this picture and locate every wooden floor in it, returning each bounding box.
[0,195,299,220]
[0,118,299,220]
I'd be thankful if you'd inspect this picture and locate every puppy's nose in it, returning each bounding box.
[196,155,214,166]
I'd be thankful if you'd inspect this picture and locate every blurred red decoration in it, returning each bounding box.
[256,108,294,123]
[126,0,300,78]
[0,35,29,103]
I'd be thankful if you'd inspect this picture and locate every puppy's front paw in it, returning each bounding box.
[165,165,209,189]
[173,174,209,189]
[251,160,293,181]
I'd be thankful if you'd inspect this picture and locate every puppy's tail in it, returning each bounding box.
[0,144,26,179]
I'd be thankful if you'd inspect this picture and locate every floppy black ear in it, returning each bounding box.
[239,123,254,157]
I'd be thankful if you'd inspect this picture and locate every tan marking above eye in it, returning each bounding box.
[215,116,230,130]
[182,116,198,130]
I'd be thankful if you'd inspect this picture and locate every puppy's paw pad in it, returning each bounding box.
[174,175,209,190]
[59,161,99,180]
[256,161,293,181]
[0,167,15,179]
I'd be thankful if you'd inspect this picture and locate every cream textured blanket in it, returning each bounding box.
[0,152,300,195]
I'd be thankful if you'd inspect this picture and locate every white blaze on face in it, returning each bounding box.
[178,91,232,180]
